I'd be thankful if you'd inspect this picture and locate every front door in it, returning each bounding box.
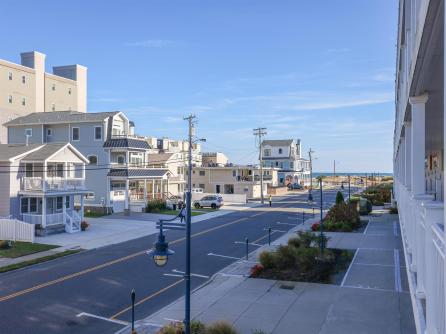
[216,185,221,193]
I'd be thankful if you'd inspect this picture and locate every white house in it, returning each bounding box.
[393,0,446,333]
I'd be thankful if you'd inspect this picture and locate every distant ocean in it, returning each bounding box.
[313,172,393,177]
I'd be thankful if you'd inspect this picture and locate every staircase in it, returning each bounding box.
[65,210,81,233]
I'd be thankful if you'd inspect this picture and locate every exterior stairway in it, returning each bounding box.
[65,210,81,233]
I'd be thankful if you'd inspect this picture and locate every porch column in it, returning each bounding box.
[41,196,46,228]
[80,195,84,221]
[160,179,164,198]
[404,122,412,190]
[144,179,147,202]
[152,179,155,199]
[64,162,68,180]
[125,179,130,211]
[409,94,428,196]
[166,177,169,196]
[82,163,86,179]
[62,195,67,224]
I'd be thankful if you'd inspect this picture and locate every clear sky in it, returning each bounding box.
[2,0,397,173]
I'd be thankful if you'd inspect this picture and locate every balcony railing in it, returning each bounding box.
[22,212,64,226]
[395,180,445,333]
[22,177,85,192]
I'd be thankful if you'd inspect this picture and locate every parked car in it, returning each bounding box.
[193,195,224,209]
[287,183,303,190]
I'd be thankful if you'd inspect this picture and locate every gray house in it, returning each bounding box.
[0,143,89,234]
[5,111,172,213]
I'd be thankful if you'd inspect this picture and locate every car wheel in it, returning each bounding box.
[211,203,217,209]
[194,203,201,209]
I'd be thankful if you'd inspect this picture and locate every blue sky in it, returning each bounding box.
[2,0,397,172]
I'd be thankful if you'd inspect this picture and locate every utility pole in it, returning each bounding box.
[308,148,315,201]
[253,127,267,204]
[333,160,336,185]
[183,114,195,334]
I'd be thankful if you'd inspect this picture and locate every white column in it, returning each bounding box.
[144,179,147,202]
[409,94,428,196]
[62,195,67,224]
[152,179,155,199]
[124,179,129,210]
[41,196,46,228]
[80,195,84,221]
[404,122,412,190]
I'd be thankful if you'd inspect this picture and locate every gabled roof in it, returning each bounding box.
[107,168,170,178]
[4,111,121,126]
[0,144,43,161]
[0,143,88,163]
[262,139,294,147]
[21,144,66,161]
[103,138,150,150]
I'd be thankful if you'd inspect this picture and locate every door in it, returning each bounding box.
[216,185,221,194]
[111,191,125,212]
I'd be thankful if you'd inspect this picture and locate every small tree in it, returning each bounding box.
[335,191,344,205]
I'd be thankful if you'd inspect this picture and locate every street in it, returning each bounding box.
[0,188,347,334]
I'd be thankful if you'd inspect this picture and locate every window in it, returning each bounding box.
[275,161,279,167]
[72,127,80,141]
[85,192,95,200]
[177,166,182,175]
[51,103,55,111]
[22,98,26,106]
[46,128,52,137]
[130,152,144,166]
[22,76,26,84]
[56,164,64,178]
[279,148,283,154]
[224,184,234,194]
[264,149,271,157]
[68,88,71,95]
[88,155,98,165]
[47,164,55,177]
[66,196,70,209]
[199,184,205,189]
[232,170,236,177]
[30,198,37,213]
[8,95,12,104]
[290,162,294,169]
[8,72,12,80]
[21,198,28,213]
[56,197,63,210]
[25,163,33,177]
[25,129,32,137]
[117,155,125,164]
[52,83,56,91]
[199,170,205,176]
[94,126,102,140]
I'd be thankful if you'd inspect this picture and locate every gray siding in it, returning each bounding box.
[8,125,43,144]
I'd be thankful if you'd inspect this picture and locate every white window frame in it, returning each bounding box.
[68,87,71,95]
[94,126,102,141]
[25,128,32,137]
[72,127,80,141]
[85,192,95,200]
[52,83,56,91]
[117,155,125,165]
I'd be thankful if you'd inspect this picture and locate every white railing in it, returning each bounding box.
[395,179,446,333]
[0,219,34,242]
[22,177,85,192]
[22,212,64,226]
[65,211,81,233]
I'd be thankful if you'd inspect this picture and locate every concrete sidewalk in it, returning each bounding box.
[117,211,415,334]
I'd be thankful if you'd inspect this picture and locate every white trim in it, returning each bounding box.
[25,128,32,137]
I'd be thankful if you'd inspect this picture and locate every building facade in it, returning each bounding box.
[5,111,172,213]
[393,1,445,333]
[202,152,229,167]
[261,139,311,186]
[0,51,87,143]
[0,143,89,234]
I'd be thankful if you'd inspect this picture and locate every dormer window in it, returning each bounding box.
[279,148,283,154]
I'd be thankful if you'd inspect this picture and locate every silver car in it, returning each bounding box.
[193,195,224,209]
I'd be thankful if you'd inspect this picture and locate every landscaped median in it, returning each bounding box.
[0,240,82,273]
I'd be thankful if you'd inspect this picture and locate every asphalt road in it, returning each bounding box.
[0,188,351,334]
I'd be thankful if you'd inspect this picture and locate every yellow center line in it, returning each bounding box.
[110,279,184,319]
[0,217,250,303]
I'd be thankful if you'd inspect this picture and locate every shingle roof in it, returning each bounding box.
[262,139,294,147]
[103,138,150,150]
[147,153,175,163]
[0,144,43,161]
[21,144,67,161]
[4,111,121,126]
[107,168,170,178]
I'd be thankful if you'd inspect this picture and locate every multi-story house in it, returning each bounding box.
[0,51,87,143]
[261,139,311,186]
[202,152,229,167]
[0,142,89,234]
[147,152,186,198]
[191,165,278,199]
[393,1,445,333]
[5,111,172,213]
[147,136,202,166]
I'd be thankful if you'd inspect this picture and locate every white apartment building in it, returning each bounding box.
[202,152,229,167]
[146,136,202,166]
[393,1,445,333]
[0,51,87,143]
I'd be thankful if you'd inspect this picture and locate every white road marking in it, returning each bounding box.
[218,273,245,278]
[164,317,182,322]
[163,273,184,278]
[264,228,286,233]
[393,221,398,237]
[172,269,210,279]
[234,241,263,247]
[277,222,299,226]
[76,312,129,326]
[341,248,359,287]
[207,252,257,263]
[363,220,371,235]
[394,249,402,292]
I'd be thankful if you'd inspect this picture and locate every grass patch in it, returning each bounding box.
[0,249,81,273]
[84,211,110,218]
[0,241,59,258]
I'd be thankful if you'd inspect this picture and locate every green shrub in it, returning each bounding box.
[296,231,315,248]
[340,223,353,232]
[275,245,299,269]
[156,322,183,334]
[146,199,167,213]
[335,191,345,205]
[287,236,301,249]
[259,251,276,269]
[191,320,207,334]
[358,198,372,215]
[206,321,239,334]
[325,202,359,227]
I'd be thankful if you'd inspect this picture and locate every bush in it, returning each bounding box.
[146,199,167,213]
[81,221,89,231]
[325,202,359,227]
[296,231,315,248]
[358,198,372,215]
[250,264,264,277]
[191,320,207,334]
[287,236,301,249]
[361,183,392,205]
[156,321,236,334]
[335,191,345,205]
[259,251,275,269]
[0,240,10,249]
[206,321,239,334]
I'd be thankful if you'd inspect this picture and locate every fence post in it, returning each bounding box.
[13,219,17,242]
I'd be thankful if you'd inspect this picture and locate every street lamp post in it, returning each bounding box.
[319,178,324,257]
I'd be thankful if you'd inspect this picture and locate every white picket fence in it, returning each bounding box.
[0,219,35,243]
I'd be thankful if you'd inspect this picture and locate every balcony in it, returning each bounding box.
[237,175,273,182]
[21,177,86,192]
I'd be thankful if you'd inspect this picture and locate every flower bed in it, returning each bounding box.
[311,201,364,232]
[251,232,353,284]
[156,320,238,334]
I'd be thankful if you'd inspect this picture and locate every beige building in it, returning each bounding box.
[147,152,186,197]
[0,51,87,143]
[192,165,278,199]
[202,152,229,167]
